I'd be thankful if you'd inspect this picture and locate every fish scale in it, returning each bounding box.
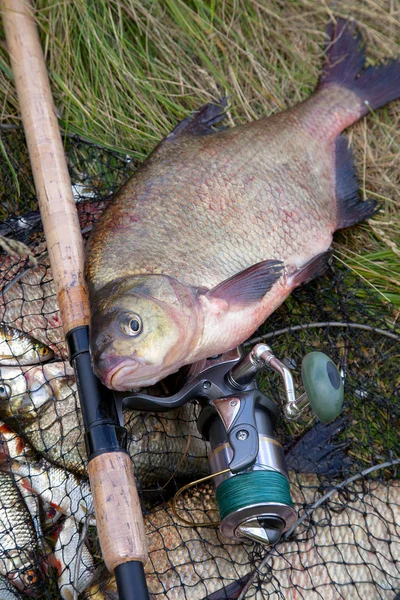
[0,362,209,481]
[89,116,333,289]
[0,200,108,360]
[85,475,400,600]
[0,471,42,595]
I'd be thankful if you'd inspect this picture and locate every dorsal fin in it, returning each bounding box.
[166,98,228,140]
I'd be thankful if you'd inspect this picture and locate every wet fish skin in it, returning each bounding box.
[0,363,85,475]
[0,574,24,599]
[0,363,209,482]
[0,326,53,366]
[88,475,400,600]
[0,471,42,595]
[85,18,400,390]
[86,421,397,600]
[0,423,63,535]
[0,457,94,525]
[0,258,65,359]
[54,516,96,600]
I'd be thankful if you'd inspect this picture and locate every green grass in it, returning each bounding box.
[0,0,399,307]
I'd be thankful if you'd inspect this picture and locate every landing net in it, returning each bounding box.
[0,129,398,599]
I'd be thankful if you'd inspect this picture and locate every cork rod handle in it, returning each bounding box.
[1,0,88,334]
[88,452,148,571]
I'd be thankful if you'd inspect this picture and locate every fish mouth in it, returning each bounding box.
[107,359,143,391]
[104,358,178,390]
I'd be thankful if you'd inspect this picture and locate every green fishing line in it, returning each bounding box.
[216,471,293,520]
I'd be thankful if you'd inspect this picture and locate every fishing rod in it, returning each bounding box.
[1,1,149,598]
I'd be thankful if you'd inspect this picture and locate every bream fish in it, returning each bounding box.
[85,19,400,390]
[0,422,64,534]
[0,363,209,483]
[83,475,400,600]
[0,362,85,475]
[0,454,94,526]
[0,326,53,366]
[53,516,96,600]
[144,475,400,600]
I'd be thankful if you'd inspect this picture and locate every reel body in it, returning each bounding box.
[198,388,297,544]
[119,343,344,546]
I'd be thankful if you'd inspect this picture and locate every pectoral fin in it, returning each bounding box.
[204,260,284,311]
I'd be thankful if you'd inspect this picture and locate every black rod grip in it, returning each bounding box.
[115,561,150,600]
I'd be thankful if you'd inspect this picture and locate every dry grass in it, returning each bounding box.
[0,0,399,305]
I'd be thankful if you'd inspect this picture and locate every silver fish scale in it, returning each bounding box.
[88,93,339,293]
[0,575,22,600]
[0,471,40,591]
[88,475,400,600]
[0,363,209,481]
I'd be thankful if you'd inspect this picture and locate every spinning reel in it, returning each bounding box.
[119,344,344,546]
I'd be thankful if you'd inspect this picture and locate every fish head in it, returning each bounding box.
[89,275,202,389]
[0,366,53,421]
[5,550,43,594]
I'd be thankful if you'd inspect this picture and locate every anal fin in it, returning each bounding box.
[335,135,378,229]
[289,251,332,288]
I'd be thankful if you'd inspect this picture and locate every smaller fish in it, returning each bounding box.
[0,363,85,475]
[0,453,94,525]
[0,423,63,536]
[0,363,209,483]
[0,326,53,366]
[0,471,42,595]
[0,200,109,360]
[54,517,96,600]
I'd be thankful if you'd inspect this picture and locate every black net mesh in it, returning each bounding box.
[0,128,398,599]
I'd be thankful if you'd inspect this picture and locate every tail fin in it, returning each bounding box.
[318,18,400,116]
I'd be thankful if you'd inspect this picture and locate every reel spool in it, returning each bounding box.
[119,343,344,547]
[197,344,344,545]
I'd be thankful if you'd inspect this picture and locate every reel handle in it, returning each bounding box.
[301,352,344,423]
[229,344,344,423]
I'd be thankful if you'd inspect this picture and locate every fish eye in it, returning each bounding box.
[120,314,143,337]
[21,569,38,586]
[0,384,11,401]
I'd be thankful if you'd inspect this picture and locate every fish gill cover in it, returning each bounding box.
[0,129,398,599]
